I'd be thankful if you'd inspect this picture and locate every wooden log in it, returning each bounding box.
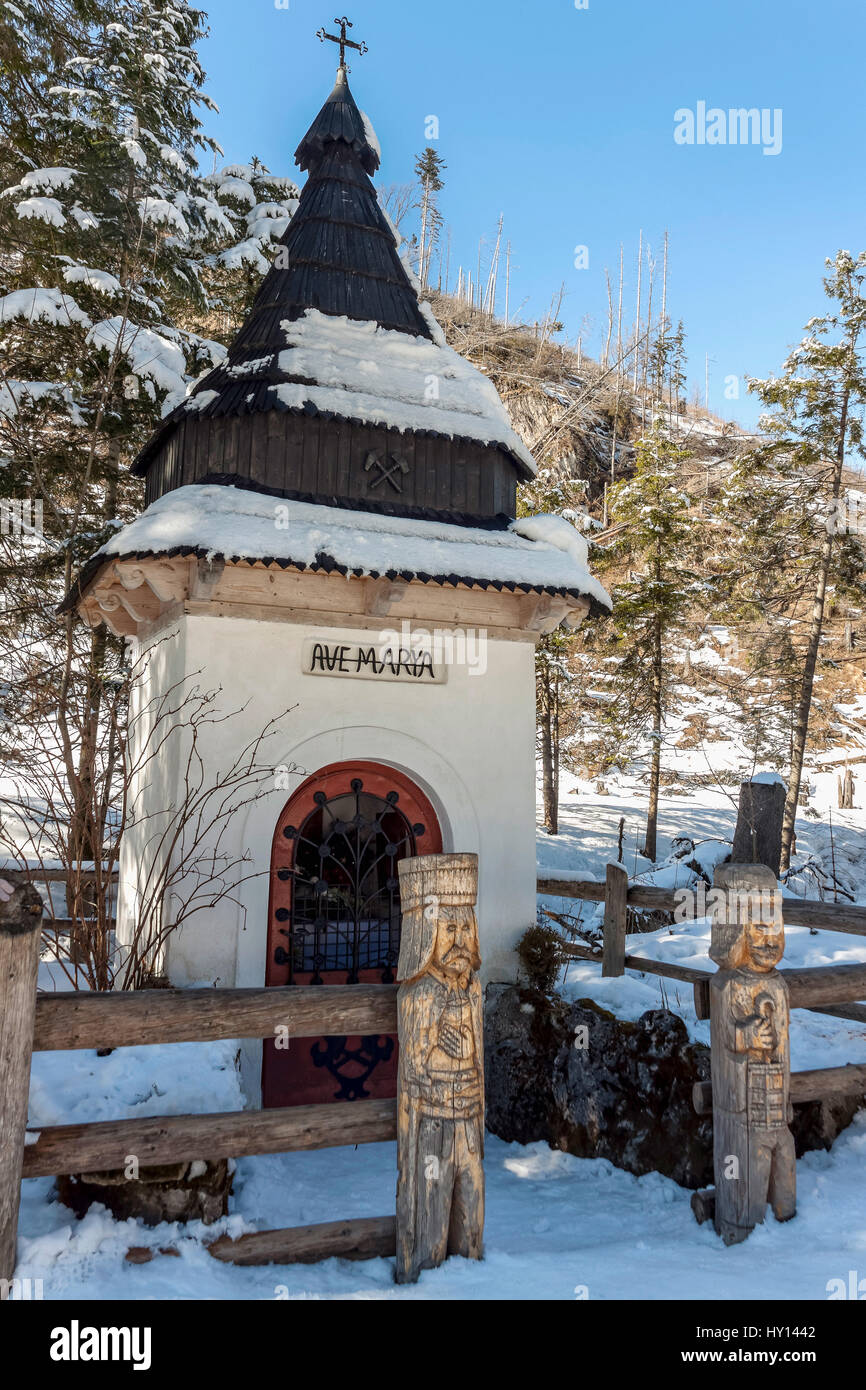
[538,877,866,938]
[538,877,604,904]
[13,868,118,885]
[779,900,866,937]
[732,777,787,878]
[22,1097,397,1180]
[33,982,398,1052]
[395,854,484,1286]
[0,873,45,1296]
[563,941,713,988]
[782,963,866,1009]
[694,1061,866,1114]
[207,1215,396,1267]
[694,979,711,1020]
[805,1003,866,1024]
[602,863,629,978]
[697,984,866,1028]
[690,1188,716,1226]
[539,878,681,912]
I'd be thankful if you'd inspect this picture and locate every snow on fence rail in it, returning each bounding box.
[0,871,400,1294]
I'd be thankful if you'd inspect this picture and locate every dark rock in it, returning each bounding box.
[790,1093,865,1156]
[551,1001,713,1188]
[57,1159,232,1226]
[485,984,863,1190]
[485,983,569,1145]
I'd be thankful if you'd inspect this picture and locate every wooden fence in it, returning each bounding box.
[4,866,865,1288]
[0,876,400,1292]
[13,865,120,948]
[539,865,866,1110]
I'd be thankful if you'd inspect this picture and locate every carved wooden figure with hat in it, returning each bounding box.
[395,853,484,1284]
[708,862,796,1245]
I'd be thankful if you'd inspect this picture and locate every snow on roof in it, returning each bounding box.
[96,484,611,608]
[359,111,381,164]
[179,308,537,476]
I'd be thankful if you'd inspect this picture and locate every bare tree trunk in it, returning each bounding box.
[419,182,430,286]
[603,267,613,369]
[539,685,558,836]
[633,229,643,393]
[610,245,624,485]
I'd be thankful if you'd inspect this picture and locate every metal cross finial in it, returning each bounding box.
[317,16,368,71]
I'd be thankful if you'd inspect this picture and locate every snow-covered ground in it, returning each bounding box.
[16,1124,866,1301]
[12,764,866,1301]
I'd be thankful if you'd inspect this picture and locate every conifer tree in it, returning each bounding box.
[519,466,597,834]
[602,422,706,860]
[196,156,299,344]
[413,147,446,288]
[722,251,866,869]
[0,0,295,940]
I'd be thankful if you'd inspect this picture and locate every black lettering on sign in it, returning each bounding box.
[356,647,383,674]
[302,638,447,685]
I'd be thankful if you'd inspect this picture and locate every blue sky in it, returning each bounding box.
[197,0,865,429]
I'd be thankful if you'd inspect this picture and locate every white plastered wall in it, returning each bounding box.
[116,611,538,1103]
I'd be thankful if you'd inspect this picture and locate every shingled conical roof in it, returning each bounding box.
[229,66,433,349]
[65,57,614,621]
[132,63,535,521]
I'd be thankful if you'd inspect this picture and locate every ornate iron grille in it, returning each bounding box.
[274,778,425,985]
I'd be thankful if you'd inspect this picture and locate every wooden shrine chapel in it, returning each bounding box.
[68,22,611,1107]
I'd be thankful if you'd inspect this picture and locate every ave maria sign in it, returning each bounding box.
[302,637,447,684]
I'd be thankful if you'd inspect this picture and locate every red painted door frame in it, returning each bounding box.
[262,761,442,1108]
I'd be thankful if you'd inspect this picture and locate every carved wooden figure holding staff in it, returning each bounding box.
[395,853,484,1285]
[709,863,796,1246]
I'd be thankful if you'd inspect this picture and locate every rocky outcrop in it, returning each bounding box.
[551,1002,713,1187]
[485,984,864,1188]
[57,1159,232,1226]
[485,982,570,1145]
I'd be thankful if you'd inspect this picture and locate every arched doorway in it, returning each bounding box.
[262,761,442,1108]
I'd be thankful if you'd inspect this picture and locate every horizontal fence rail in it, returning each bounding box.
[693,1062,866,1114]
[15,869,120,885]
[23,1097,398,1180]
[537,876,866,937]
[541,874,866,1024]
[33,983,399,1052]
[560,939,866,1022]
[207,1216,397,1267]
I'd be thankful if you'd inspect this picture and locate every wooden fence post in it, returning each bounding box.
[602,862,629,978]
[702,863,796,1246]
[395,854,484,1285]
[0,873,44,1297]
